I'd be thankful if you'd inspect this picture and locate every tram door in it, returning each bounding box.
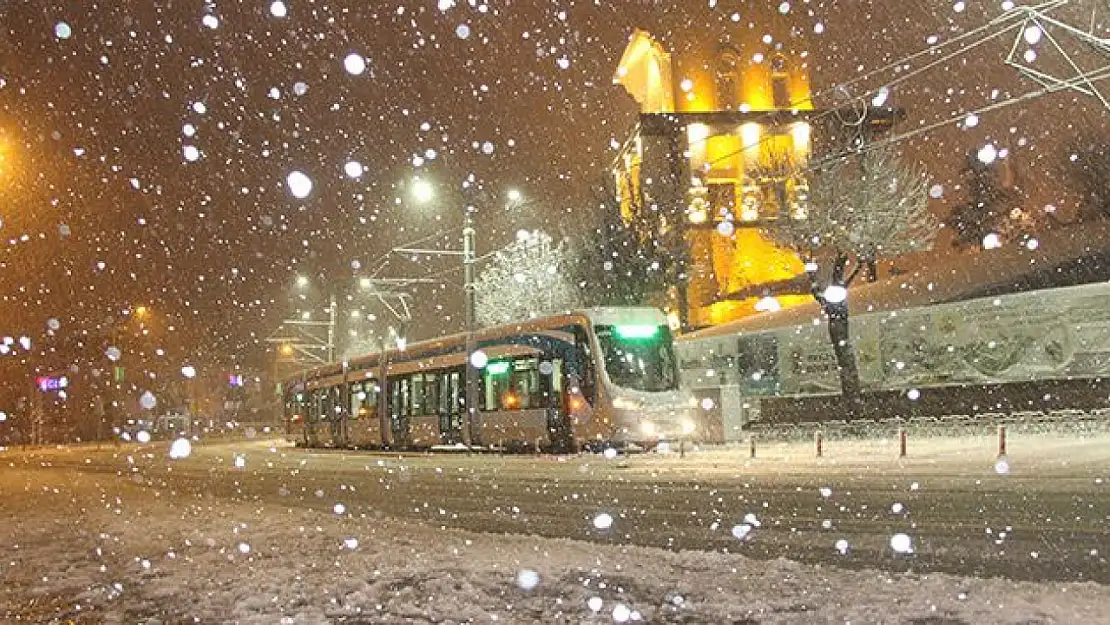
[544,358,573,452]
[438,369,463,445]
[389,377,411,448]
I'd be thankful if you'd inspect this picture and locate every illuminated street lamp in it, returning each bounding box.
[411,178,435,204]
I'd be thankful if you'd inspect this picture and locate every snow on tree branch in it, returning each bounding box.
[766,145,937,260]
[474,230,581,327]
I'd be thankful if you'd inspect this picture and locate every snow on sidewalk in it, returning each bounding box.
[1,466,1107,624]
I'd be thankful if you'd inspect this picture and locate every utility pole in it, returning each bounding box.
[463,203,477,446]
[327,293,337,363]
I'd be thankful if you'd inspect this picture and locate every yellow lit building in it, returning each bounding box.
[611,27,898,330]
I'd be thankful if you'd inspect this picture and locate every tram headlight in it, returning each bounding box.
[613,397,643,412]
[681,419,696,435]
[641,421,656,436]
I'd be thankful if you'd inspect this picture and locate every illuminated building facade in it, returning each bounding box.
[611,27,899,329]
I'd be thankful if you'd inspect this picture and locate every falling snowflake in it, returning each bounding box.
[994,457,1011,474]
[516,569,540,590]
[593,513,614,530]
[343,52,367,75]
[344,160,364,179]
[55,22,72,39]
[169,437,192,459]
[890,533,914,554]
[286,170,313,198]
[139,391,157,410]
[977,143,998,164]
[270,0,288,17]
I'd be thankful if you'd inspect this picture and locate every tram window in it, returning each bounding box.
[550,359,563,393]
[423,373,439,416]
[483,361,512,411]
[411,374,425,416]
[449,371,462,414]
[438,372,452,414]
[510,359,543,409]
[350,381,376,419]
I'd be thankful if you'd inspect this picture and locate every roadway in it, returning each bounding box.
[8,433,1110,584]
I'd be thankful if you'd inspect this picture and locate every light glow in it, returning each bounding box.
[613,325,660,340]
[485,361,511,375]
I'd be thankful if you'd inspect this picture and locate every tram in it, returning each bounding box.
[282,307,696,452]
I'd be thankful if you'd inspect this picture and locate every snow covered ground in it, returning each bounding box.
[2,441,1109,624]
[651,431,1110,477]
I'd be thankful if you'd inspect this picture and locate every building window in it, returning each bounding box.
[771,55,791,108]
[716,48,740,110]
[707,184,736,221]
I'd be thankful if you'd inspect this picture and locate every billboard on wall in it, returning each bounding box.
[771,281,1110,395]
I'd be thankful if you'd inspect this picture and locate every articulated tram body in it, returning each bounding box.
[282,307,695,451]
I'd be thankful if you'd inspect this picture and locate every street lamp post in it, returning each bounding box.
[407,179,524,448]
[462,203,477,447]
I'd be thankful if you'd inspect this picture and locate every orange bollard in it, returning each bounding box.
[899,428,907,458]
[998,424,1007,457]
[815,430,824,458]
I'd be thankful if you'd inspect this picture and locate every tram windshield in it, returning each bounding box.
[594,324,679,392]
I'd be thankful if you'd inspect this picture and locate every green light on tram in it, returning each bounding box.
[485,361,511,375]
[613,324,660,340]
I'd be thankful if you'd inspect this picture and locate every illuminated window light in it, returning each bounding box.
[614,325,660,340]
[486,361,511,375]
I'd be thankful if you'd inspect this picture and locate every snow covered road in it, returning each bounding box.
[2,433,1108,623]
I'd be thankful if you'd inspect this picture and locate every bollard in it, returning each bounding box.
[899,428,907,458]
[998,424,1006,457]
[815,430,823,458]
[680,438,686,459]
[750,435,757,459]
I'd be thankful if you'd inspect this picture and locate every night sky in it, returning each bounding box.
[1,0,1107,380]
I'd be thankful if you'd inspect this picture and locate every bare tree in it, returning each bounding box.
[947,152,1022,248]
[474,231,582,327]
[764,145,936,404]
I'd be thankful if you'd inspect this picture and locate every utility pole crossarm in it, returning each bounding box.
[393,247,466,256]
